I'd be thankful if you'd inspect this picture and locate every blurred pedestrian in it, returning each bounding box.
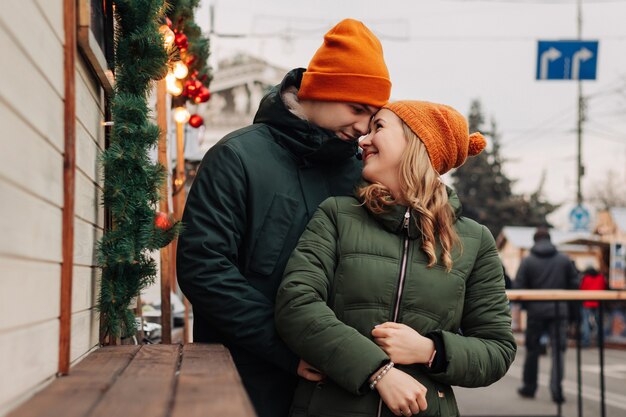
[176,18,391,417]
[579,266,607,347]
[514,227,578,403]
[276,101,516,417]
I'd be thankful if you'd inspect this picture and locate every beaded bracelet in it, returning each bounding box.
[369,361,394,390]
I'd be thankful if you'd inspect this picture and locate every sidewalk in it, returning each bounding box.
[454,345,626,417]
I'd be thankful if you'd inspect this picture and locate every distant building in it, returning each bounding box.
[186,54,288,162]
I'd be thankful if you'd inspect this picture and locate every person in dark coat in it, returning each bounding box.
[514,227,579,403]
[176,19,392,417]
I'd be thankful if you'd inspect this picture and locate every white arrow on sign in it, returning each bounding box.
[571,47,593,80]
[540,47,562,79]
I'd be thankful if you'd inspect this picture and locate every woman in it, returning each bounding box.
[275,101,516,417]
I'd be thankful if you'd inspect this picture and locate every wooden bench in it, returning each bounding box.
[8,344,256,417]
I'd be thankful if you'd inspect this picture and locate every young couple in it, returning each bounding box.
[177,18,516,417]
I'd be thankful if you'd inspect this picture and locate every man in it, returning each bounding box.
[176,19,391,417]
[514,227,578,403]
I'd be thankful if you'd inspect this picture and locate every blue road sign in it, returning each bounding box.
[569,204,591,231]
[536,40,598,80]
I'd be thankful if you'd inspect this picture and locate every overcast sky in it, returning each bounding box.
[195,0,626,227]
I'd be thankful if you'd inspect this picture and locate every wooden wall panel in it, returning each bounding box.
[0,18,64,152]
[0,0,64,97]
[69,309,100,362]
[73,217,103,267]
[0,100,63,207]
[75,171,103,226]
[72,265,100,314]
[0,257,61,332]
[0,320,59,414]
[0,181,62,262]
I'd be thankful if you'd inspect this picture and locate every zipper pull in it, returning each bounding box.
[403,208,410,229]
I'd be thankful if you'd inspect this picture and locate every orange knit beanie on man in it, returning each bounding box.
[298,19,391,108]
[384,101,487,175]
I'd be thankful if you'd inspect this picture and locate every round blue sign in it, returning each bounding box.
[569,204,590,231]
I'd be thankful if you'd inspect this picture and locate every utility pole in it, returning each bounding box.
[576,0,584,205]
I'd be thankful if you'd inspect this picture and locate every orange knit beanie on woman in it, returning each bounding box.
[384,101,487,175]
[298,19,391,108]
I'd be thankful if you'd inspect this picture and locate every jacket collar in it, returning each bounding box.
[360,185,463,239]
[253,68,358,165]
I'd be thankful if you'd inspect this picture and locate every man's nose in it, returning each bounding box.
[354,116,370,136]
[359,133,372,150]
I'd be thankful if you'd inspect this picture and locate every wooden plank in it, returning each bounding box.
[89,344,181,417]
[0,100,63,207]
[0,23,64,153]
[507,289,626,301]
[59,0,77,375]
[0,257,60,332]
[0,0,64,97]
[0,320,59,413]
[156,79,172,344]
[0,181,62,262]
[5,345,140,417]
[171,344,256,417]
[75,171,103,227]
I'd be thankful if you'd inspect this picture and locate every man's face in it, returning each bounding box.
[306,102,379,142]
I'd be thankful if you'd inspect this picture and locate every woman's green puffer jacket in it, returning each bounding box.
[275,193,516,417]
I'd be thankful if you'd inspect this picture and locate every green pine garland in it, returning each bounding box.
[98,0,181,340]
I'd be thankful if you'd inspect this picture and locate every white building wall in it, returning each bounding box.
[0,1,103,413]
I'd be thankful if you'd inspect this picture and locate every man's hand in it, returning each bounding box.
[297,359,325,382]
[374,367,428,416]
[372,322,435,365]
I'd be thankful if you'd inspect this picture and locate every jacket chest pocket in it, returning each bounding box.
[248,193,300,276]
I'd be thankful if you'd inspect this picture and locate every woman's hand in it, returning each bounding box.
[297,359,325,382]
[374,367,428,416]
[372,322,435,365]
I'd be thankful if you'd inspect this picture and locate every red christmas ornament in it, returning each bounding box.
[174,32,188,51]
[185,79,203,97]
[154,212,174,230]
[189,114,204,128]
[185,54,197,67]
[193,87,211,104]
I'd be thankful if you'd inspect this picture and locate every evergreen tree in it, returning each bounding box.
[451,99,558,238]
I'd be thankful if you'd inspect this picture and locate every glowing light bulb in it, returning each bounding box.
[166,72,183,96]
[172,61,188,79]
[159,25,175,48]
[173,107,191,124]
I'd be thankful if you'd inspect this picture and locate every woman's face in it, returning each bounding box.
[359,109,408,196]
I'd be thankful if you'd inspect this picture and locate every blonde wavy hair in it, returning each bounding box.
[358,124,461,271]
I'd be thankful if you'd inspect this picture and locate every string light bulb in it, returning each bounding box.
[159,24,175,48]
[172,61,189,79]
[166,72,183,96]
[173,107,191,124]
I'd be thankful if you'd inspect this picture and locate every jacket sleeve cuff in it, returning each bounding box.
[424,331,448,373]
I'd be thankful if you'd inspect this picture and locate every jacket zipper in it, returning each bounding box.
[377,208,411,417]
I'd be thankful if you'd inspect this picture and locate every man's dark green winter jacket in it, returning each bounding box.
[275,195,516,417]
[176,69,362,417]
